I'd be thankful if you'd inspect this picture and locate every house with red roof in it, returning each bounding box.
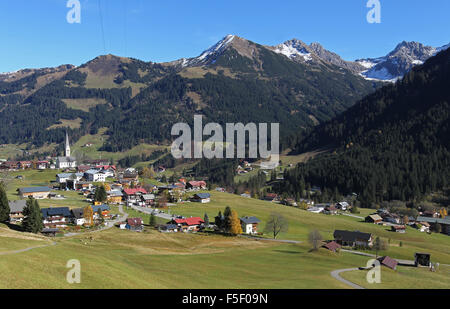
[123,188,148,204]
[170,217,204,232]
[186,181,207,190]
[125,218,144,232]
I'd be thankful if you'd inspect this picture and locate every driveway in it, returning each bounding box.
[330,268,365,289]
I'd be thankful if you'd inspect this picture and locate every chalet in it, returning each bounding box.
[422,210,439,218]
[77,165,91,173]
[107,190,123,204]
[123,188,148,204]
[71,208,85,226]
[141,194,156,207]
[19,187,52,199]
[381,213,401,224]
[85,159,111,166]
[36,161,49,170]
[122,171,139,183]
[74,182,94,191]
[191,193,211,204]
[240,216,261,235]
[56,172,84,189]
[282,198,298,207]
[336,202,350,211]
[9,200,27,223]
[0,161,19,170]
[18,161,32,169]
[333,230,373,248]
[92,205,111,219]
[264,193,278,202]
[307,206,325,214]
[186,181,207,190]
[170,217,204,232]
[41,228,60,237]
[378,256,398,270]
[84,169,106,182]
[391,225,406,233]
[159,224,178,233]
[415,221,431,233]
[323,241,341,252]
[126,218,144,232]
[324,204,338,215]
[365,214,383,224]
[41,207,72,228]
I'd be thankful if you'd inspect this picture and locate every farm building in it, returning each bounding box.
[19,187,52,199]
[240,216,261,235]
[333,230,373,248]
[365,214,383,224]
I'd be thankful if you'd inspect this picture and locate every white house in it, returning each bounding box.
[84,169,106,182]
[56,156,77,169]
[240,216,261,235]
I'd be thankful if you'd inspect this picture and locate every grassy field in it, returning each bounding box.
[171,191,450,264]
[0,170,449,289]
[340,265,450,289]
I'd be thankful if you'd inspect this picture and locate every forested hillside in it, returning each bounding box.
[0,36,378,154]
[278,48,450,205]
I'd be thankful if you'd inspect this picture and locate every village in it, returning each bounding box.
[0,132,449,289]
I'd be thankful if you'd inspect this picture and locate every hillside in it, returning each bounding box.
[0,35,378,155]
[281,48,450,205]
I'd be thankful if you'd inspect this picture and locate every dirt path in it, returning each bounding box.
[0,241,56,256]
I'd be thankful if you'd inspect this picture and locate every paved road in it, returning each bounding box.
[0,241,56,256]
[340,213,364,220]
[240,235,302,244]
[130,205,174,221]
[330,268,365,289]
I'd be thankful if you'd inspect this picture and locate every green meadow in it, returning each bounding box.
[0,170,449,289]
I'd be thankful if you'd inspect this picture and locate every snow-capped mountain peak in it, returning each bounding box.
[273,39,312,62]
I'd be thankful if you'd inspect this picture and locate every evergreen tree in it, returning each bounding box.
[22,198,43,234]
[223,206,232,233]
[0,182,10,222]
[149,213,156,227]
[203,213,209,227]
[95,185,107,203]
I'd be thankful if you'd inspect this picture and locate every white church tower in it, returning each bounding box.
[65,131,71,157]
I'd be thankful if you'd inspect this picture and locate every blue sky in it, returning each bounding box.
[1,0,449,72]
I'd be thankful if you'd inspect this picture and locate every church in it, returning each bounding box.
[56,131,77,169]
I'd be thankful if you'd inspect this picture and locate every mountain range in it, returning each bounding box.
[0,35,448,156]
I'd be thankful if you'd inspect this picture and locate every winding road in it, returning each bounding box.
[330,268,365,289]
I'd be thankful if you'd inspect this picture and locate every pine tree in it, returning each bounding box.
[22,198,43,234]
[95,185,107,203]
[224,206,232,233]
[149,213,156,227]
[204,213,209,227]
[0,182,10,222]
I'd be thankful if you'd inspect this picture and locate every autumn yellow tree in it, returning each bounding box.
[440,208,448,219]
[83,206,94,227]
[104,183,111,192]
[229,210,242,235]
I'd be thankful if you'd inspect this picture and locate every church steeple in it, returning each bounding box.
[65,131,71,157]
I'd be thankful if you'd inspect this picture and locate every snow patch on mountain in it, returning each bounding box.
[273,41,312,62]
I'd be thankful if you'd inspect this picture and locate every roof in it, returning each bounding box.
[107,190,123,197]
[161,224,178,230]
[334,230,372,242]
[92,205,110,213]
[9,200,27,213]
[367,214,383,221]
[41,207,72,219]
[142,194,155,200]
[174,217,204,226]
[123,188,148,195]
[71,208,84,219]
[127,218,143,226]
[378,256,398,270]
[193,193,211,199]
[19,186,51,194]
[240,216,261,224]
[57,156,76,162]
[416,216,450,225]
[188,181,207,187]
[85,169,103,175]
[323,241,341,252]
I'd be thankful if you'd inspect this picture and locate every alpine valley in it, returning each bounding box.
[1,35,447,156]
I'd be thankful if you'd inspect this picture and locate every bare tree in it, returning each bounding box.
[308,230,323,251]
[264,212,289,239]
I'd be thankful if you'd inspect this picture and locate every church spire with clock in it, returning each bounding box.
[65,131,71,157]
